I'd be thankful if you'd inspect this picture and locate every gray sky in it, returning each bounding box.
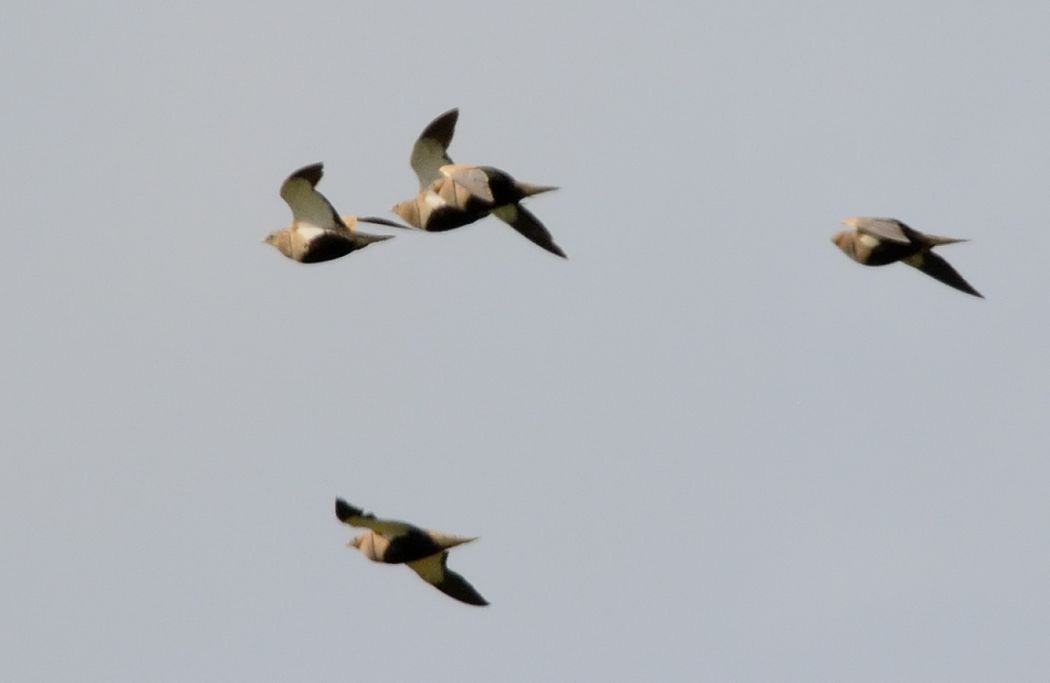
[3,1,1049,680]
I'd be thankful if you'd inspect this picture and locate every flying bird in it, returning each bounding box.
[264,163,405,263]
[335,498,488,606]
[831,216,983,298]
[391,108,566,258]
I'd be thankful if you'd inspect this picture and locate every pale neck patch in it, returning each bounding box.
[424,192,448,209]
[295,225,331,243]
[858,233,880,249]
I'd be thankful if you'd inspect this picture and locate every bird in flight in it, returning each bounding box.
[831,216,983,297]
[390,108,566,258]
[335,498,488,606]
[264,163,404,263]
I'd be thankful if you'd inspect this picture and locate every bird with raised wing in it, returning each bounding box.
[335,498,488,606]
[391,108,566,258]
[831,216,983,298]
[264,163,404,263]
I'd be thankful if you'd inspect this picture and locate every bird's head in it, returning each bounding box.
[263,229,291,256]
[349,532,385,561]
[831,230,854,257]
[391,199,420,228]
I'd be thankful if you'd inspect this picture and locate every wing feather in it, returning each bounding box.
[411,109,459,190]
[335,499,415,538]
[853,217,911,244]
[407,552,488,606]
[492,204,567,258]
[903,251,983,297]
[441,165,495,204]
[280,163,346,233]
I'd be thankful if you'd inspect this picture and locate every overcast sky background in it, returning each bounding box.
[3,1,1049,681]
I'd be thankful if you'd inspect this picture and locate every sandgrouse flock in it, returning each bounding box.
[265,108,983,606]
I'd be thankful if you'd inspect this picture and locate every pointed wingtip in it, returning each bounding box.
[906,252,984,298]
[288,162,324,187]
[438,107,459,123]
[420,108,459,143]
[437,567,489,607]
[491,203,567,259]
[335,498,363,522]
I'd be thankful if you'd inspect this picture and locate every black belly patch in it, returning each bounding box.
[383,530,443,564]
[867,242,918,266]
[425,207,487,233]
[301,234,358,263]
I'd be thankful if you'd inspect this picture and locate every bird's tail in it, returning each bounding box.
[427,531,479,550]
[923,234,969,247]
[897,222,969,247]
[354,215,416,230]
[351,233,394,247]
[514,181,559,198]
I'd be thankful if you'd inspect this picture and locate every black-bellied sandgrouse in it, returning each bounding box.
[832,217,982,298]
[391,108,566,258]
[264,163,403,263]
[335,499,488,606]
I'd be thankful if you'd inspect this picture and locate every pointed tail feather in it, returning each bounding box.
[426,531,479,550]
[895,222,969,247]
[342,214,415,230]
[515,181,558,198]
[922,234,969,247]
[351,233,394,248]
[901,224,969,247]
[357,216,416,230]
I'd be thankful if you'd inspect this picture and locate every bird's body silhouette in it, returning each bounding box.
[335,499,488,606]
[391,108,566,258]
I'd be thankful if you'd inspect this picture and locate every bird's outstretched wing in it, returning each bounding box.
[335,499,415,538]
[492,203,567,258]
[903,251,983,298]
[853,217,911,244]
[407,552,488,606]
[411,108,459,190]
[280,163,346,233]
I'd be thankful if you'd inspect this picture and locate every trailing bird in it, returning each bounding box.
[264,163,404,263]
[335,498,488,606]
[391,108,566,258]
[831,216,983,298]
